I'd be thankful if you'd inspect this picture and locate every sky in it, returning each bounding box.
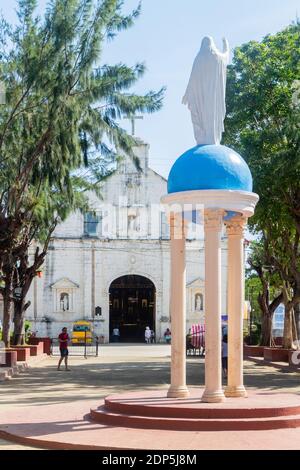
[0,0,299,177]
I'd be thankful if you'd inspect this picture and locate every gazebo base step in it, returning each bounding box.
[90,388,300,431]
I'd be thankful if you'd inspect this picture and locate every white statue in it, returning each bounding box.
[195,293,203,312]
[60,293,69,311]
[128,213,138,233]
[182,37,230,146]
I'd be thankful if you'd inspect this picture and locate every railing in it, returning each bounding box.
[50,333,99,358]
[186,331,205,357]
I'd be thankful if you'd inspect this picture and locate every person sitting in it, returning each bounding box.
[164,328,171,344]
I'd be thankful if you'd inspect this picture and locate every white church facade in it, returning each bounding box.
[24,140,228,342]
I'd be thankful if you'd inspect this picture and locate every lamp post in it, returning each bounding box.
[248,287,252,345]
[248,287,254,345]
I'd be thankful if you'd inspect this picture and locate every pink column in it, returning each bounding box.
[201,209,226,403]
[225,215,247,398]
[167,213,189,399]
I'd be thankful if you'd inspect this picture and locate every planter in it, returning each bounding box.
[28,341,43,355]
[13,345,39,356]
[264,347,290,363]
[243,345,264,357]
[29,337,51,355]
[0,350,17,367]
[6,347,31,362]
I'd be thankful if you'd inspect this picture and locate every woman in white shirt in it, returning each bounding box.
[145,326,152,344]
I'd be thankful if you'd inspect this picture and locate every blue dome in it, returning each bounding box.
[168,145,253,194]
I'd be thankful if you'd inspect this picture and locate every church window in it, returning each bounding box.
[84,211,100,237]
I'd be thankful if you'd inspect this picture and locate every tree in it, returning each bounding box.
[10,178,91,345]
[264,220,300,349]
[246,240,283,346]
[0,0,164,346]
[224,22,300,348]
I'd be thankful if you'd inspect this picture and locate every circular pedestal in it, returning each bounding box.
[90,388,300,432]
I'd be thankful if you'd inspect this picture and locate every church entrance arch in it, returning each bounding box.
[109,275,156,343]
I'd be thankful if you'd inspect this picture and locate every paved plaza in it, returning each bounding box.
[0,345,299,450]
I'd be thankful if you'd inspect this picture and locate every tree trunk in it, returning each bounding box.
[257,284,283,346]
[294,303,300,343]
[2,272,14,347]
[261,313,274,346]
[9,243,47,347]
[12,300,25,346]
[283,305,294,349]
[258,291,274,347]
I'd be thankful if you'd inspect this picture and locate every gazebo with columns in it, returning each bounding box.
[88,37,300,439]
[161,144,259,403]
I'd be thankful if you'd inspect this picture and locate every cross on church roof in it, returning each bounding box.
[124,114,143,136]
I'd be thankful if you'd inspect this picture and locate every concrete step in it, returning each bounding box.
[26,353,48,365]
[105,395,300,420]
[0,362,29,381]
[0,368,13,381]
[91,389,300,432]
[16,362,29,372]
[0,354,47,382]
[90,404,300,431]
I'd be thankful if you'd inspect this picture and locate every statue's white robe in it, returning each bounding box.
[183,37,229,146]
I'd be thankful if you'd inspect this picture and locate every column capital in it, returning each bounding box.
[204,209,225,232]
[225,215,247,237]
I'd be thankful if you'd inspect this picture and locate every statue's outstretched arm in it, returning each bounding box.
[222,38,229,54]
[221,38,230,63]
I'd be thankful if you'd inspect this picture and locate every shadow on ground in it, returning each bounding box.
[0,357,299,408]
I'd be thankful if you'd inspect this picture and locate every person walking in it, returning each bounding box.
[57,327,71,371]
[145,326,152,344]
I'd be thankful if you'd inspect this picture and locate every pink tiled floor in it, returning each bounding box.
[1,391,300,450]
